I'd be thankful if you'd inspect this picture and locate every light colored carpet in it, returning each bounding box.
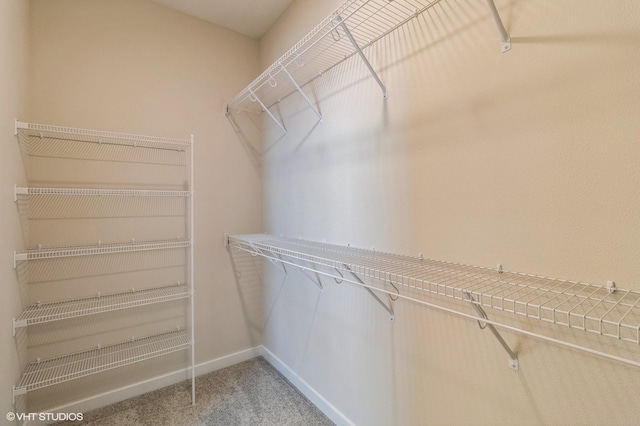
[57,357,334,426]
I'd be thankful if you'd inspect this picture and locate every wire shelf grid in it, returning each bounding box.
[16,121,191,169]
[14,330,191,394]
[17,121,190,148]
[16,239,191,263]
[228,0,443,111]
[228,235,640,346]
[15,186,191,198]
[14,283,191,330]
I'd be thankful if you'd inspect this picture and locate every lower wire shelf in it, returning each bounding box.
[13,330,191,402]
[227,234,640,369]
[13,283,191,335]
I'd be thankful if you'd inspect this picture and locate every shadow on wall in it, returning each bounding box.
[226,246,266,346]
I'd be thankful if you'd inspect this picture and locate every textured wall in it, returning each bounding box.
[259,0,640,424]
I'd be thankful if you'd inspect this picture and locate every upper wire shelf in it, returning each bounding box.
[13,329,191,402]
[227,234,640,368]
[15,120,191,148]
[15,120,192,168]
[13,283,191,334]
[226,0,510,141]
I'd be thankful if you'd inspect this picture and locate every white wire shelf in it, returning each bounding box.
[15,120,191,149]
[13,329,191,400]
[14,239,191,268]
[226,0,510,138]
[227,234,640,368]
[13,283,191,334]
[14,186,190,201]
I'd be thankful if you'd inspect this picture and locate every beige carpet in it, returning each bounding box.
[57,357,334,425]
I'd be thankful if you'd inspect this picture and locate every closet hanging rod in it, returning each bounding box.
[227,235,640,370]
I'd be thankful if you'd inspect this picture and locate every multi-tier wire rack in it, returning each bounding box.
[11,120,196,407]
[227,234,640,370]
[225,0,511,147]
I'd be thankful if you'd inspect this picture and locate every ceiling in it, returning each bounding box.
[149,0,296,39]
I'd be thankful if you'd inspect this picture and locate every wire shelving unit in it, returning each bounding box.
[227,234,640,369]
[226,0,511,143]
[12,121,196,407]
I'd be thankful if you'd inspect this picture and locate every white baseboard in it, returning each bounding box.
[28,345,352,426]
[260,346,354,426]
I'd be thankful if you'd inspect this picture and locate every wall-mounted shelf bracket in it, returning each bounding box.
[14,119,28,136]
[248,241,288,276]
[12,386,26,405]
[464,291,518,370]
[14,184,28,202]
[336,15,388,99]
[13,318,27,337]
[283,254,323,292]
[13,251,27,269]
[485,0,511,52]
[248,88,287,135]
[280,62,323,123]
[345,264,395,321]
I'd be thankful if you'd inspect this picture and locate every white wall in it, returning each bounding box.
[16,0,263,413]
[0,0,30,421]
[259,0,640,424]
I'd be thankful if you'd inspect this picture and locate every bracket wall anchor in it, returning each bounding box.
[344,264,395,321]
[464,291,519,370]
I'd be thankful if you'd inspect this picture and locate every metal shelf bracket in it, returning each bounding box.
[248,242,288,276]
[345,264,395,321]
[248,88,288,135]
[14,119,28,136]
[282,254,323,292]
[464,291,518,370]
[485,0,511,52]
[12,386,26,405]
[13,251,27,269]
[280,62,323,123]
[13,318,27,337]
[336,15,388,99]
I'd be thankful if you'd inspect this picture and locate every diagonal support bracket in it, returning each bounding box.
[280,63,323,123]
[485,0,511,52]
[282,254,323,292]
[464,291,519,370]
[344,264,395,321]
[336,15,388,99]
[248,88,288,135]
[247,242,288,276]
